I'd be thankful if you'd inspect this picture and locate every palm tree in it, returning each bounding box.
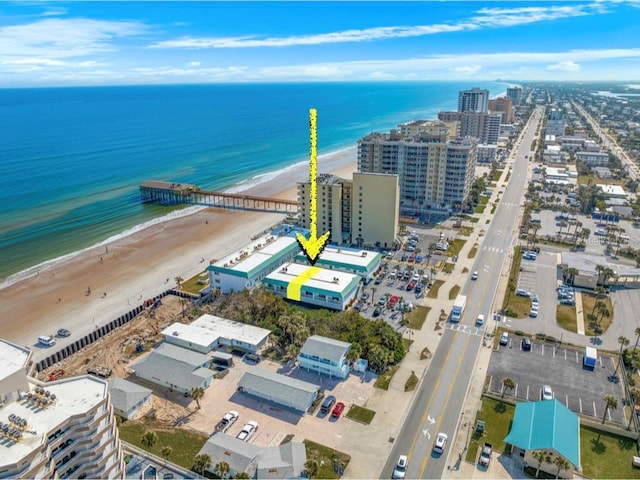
[633,327,640,351]
[214,461,231,479]
[304,459,320,479]
[591,299,606,318]
[234,473,251,480]
[161,446,173,466]
[602,394,618,424]
[617,336,630,374]
[140,431,158,451]
[190,386,205,410]
[532,450,550,478]
[371,287,377,305]
[553,456,571,479]
[192,453,212,475]
[174,276,184,289]
[427,242,437,265]
[502,377,516,398]
[597,305,610,326]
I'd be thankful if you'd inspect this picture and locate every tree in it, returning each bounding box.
[532,450,550,478]
[190,386,205,410]
[602,394,618,424]
[174,276,183,289]
[553,456,571,479]
[161,446,173,466]
[633,327,640,351]
[215,461,231,479]
[141,431,158,451]
[591,299,606,318]
[502,377,516,398]
[617,336,630,374]
[234,473,251,479]
[370,287,377,305]
[192,453,212,475]
[304,459,320,479]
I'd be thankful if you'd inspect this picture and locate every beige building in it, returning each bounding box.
[488,96,513,123]
[298,172,399,248]
[357,121,477,215]
[0,339,124,479]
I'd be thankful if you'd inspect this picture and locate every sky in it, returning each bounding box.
[0,1,639,87]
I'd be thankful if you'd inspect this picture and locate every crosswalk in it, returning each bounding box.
[482,246,505,253]
[446,323,484,336]
[500,202,521,208]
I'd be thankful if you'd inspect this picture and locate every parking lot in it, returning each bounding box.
[487,336,627,425]
[516,249,562,322]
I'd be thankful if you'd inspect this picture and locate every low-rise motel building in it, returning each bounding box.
[207,229,304,294]
[0,339,125,480]
[294,245,382,283]
[263,262,360,311]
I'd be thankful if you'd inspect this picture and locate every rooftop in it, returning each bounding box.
[0,339,30,382]
[264,262,360,295]
[598,184,627,197]
[162,314,271,349]
[295,246,382,272]
[108,377,152,414]
[300,335,351,363]
[1,376,108,466]
[238,368,318,413]
[209,234,299,278]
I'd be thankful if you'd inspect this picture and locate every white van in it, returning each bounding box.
[38,336,56,347]
[476,314,485,326]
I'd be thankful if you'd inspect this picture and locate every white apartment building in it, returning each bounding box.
[576,151,609,167]
[357,121,477,214]
[0,339,124,480]
[558,136,586,152]
[297,172,399,249]
[546,108,567,136]
[458,87,489,113]
[437,111,500,145]
[477,144,498,163]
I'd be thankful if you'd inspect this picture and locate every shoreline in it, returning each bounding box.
[0,147,357,356]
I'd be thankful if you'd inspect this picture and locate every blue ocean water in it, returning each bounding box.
[0,82,506,282]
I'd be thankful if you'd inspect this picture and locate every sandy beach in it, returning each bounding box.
[0,147,357,360]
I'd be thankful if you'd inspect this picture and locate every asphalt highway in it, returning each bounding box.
[381,106,544,479]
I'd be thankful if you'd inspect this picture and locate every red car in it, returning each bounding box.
[331,402,345,418]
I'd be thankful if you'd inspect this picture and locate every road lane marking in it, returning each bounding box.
[419,333,472,477]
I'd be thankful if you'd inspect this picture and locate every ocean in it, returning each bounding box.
[0,81,507,283]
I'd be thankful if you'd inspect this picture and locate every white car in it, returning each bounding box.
[541,385,553,401]
[392,455,408,479]
[529,309,538,318]
[500,332,509,346]
[433,432,448,454]
[471,271,478,280]
[476,314,485,326]
[236,421,258,442]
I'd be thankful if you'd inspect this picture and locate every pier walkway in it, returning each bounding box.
[139,180,298,214]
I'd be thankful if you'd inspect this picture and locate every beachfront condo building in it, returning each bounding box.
[488,96,514,124]
[357,120,477,215]
[546,107,567,137]
[207,229,302,294]
[263,262,360,311]
[458,87,489,113]
[506,86,523,106]
[297,172,399,249]
[0,339,124,480]
[437,111,501,145]
[294,245,382,283]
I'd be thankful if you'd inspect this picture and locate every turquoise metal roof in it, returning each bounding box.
[504,399,580,469]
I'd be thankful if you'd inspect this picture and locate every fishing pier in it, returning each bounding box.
[139,180,298,214]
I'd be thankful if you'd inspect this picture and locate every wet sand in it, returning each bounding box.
[0,147,357,358]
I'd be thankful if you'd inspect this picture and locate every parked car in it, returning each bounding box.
[433,432,448,454]
[354,301,363,311]
[416,255,423,263]
[392,455,408,479]
[531,294,539,304]
[331,402,345,418]
[373,307,381,317]
[320,395,336,414]
[541,385,553,401]
[244,353,261,364]
[516,288,531,297]
[56,328,71,337]
[529,309,538,318]
[500,332,509,346]
[38,336,56,347]
[236,421,258,442]
[522,337,532,351]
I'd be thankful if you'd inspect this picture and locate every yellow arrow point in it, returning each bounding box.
[296,230,331,264]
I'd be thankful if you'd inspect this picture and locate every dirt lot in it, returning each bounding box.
[37,294,194,425]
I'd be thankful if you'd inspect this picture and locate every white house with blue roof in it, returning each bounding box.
[504,399,580,478]
[297,335,352,379]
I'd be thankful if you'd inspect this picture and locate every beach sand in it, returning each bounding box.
[0,147,357,359]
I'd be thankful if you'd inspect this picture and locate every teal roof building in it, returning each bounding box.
[504,399,580,469]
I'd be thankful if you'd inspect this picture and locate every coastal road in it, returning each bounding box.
[381,106,544,479]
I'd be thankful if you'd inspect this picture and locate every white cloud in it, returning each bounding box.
[150,3,603,49]
[451,65,482,75]
[187,61,201,67]
[40,8,68,17]
[0,18,147,59]
[546,61,581,72]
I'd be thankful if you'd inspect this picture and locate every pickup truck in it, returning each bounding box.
[478,442,492,468]
[214,411,239,433]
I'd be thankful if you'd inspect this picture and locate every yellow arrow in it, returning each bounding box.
[296,108,331,265]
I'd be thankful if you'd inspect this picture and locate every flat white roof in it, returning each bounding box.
[598,184,627,197]
[212,234,298,275]
[1,376,107,465]
[265,262,359,294]
[162,314,271,349]
[299,246,381,270]
[0,339,30,381]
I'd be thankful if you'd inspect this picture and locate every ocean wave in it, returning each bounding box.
[0,205,206,291]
